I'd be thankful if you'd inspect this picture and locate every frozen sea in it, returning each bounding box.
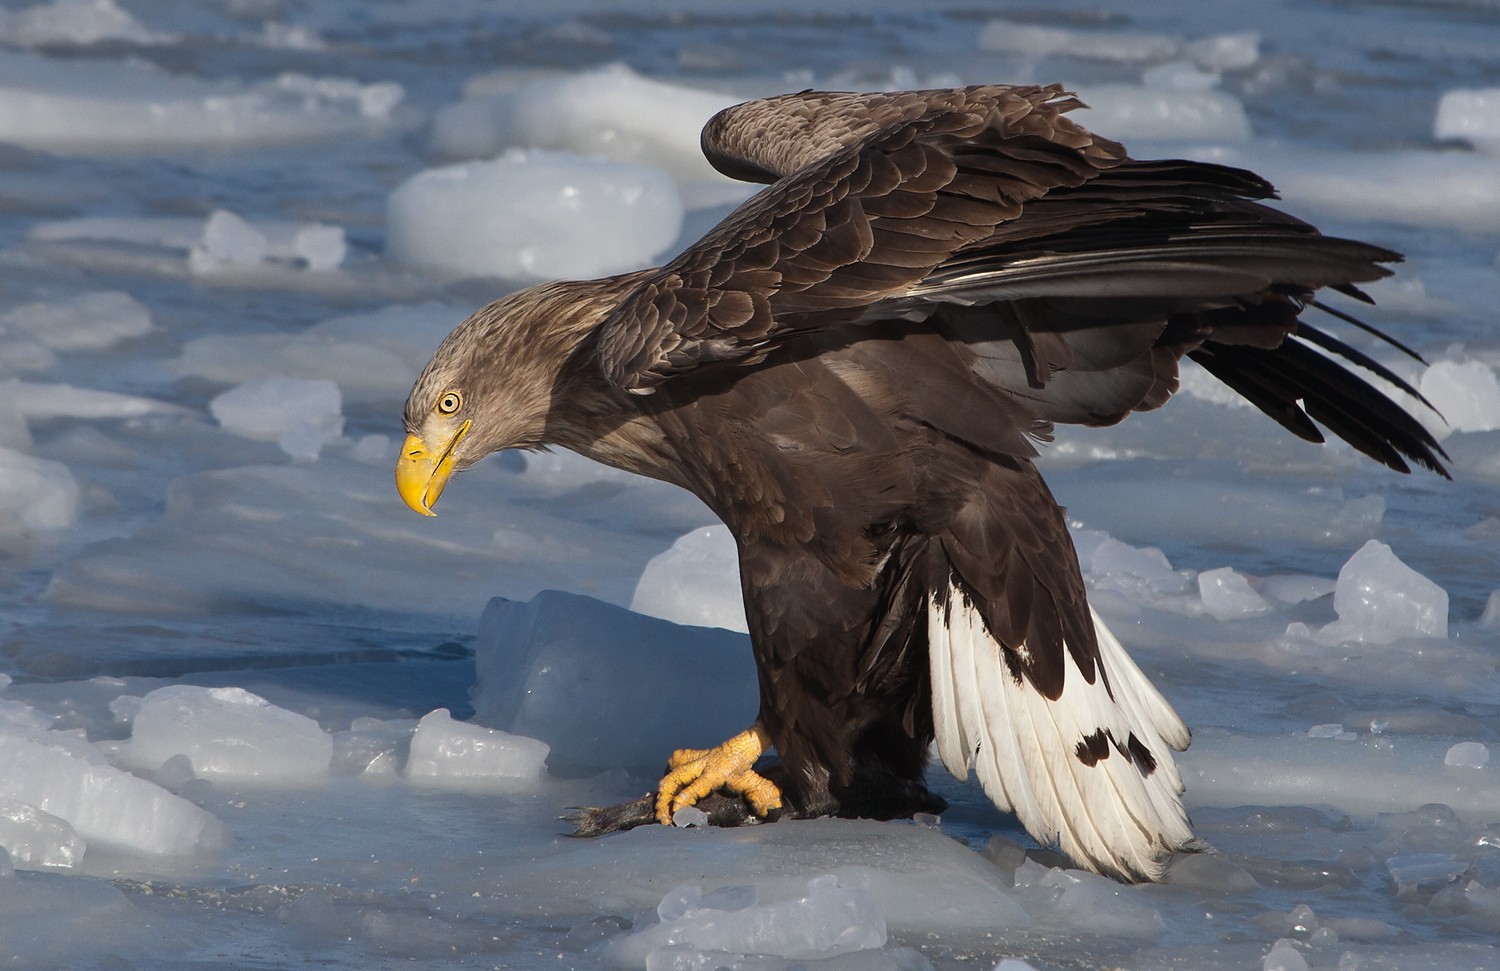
[0,0,1498,968]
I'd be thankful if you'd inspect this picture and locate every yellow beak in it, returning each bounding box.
[395,420,470,516]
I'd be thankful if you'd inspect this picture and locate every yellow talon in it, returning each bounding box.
[655,725,782,824]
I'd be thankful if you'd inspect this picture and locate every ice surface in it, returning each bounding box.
[386,148,683,281]
[30,210,347,274]
[118,684,332,784]
[174,302,460,406]
[978,19,1180,63]
[0,51,404,153]
[0,290,152,357]
[0,2,1494,968]
[630,525,747,632]
[0,0,169,47]
[209,376,344,461]
[471,590,757,772]
[405,708,548,784]
[431,64,739,182]
[611,874,886,966]
[1320,540,1449,644]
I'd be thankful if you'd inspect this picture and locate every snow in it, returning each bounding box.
[0,0,1491,968]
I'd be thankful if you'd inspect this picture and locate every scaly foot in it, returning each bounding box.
[655,725,782,824]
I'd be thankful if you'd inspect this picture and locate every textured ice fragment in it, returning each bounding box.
[631,525,746,632]
[0,51,404,153]
[0,798,85,869]
[1077,85,1251,142]
[472,591,757,773]
[1419,359,1500,436]
[386,148,683,281]
[1165,852,1259,895]
[1262,938,1308,971]
[1184,31,1260,71]
[1035,867,1164,938]
[1386,853,1466,896]
[612,874,886,965]
[1445,741,1489,768]
[0,718,225,855]
[1197,566,1273,620]
[190,209,268,271]
[978,19,1178,62]
[0,446,79,537]
[209,376,344,460]
[1318,540,1448,644]
[0,290,153,352]
[1307,724,1345,738]
[430,64,737,182]
[121,685,332,784]
[1087,537,1190,597]
[1435,87,1500,154]
[405,708,549,784]
[672,806,709,828]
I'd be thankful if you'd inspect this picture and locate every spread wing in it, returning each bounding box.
[595,84,1123,392]
[592,84,1446,477]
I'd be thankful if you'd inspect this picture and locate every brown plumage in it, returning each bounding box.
[398,85,1446,882]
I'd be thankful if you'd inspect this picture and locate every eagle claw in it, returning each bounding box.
[655,726,782,824]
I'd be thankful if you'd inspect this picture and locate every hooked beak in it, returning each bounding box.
[396,420,470,516]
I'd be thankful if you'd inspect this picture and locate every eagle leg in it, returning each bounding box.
[654,724,783,824]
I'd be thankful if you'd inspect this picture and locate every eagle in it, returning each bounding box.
[397,85,1445,881]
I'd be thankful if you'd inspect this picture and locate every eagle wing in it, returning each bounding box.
[592,84,1446,476]
[595,84,1121,392]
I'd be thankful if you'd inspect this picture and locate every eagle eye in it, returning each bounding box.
[436,391,463,415]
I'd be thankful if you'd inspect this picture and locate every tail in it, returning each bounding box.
[928,575,1191,881]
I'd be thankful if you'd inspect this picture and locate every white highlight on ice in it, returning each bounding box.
[630,524,747,632]
[210,376,345,461]
[431,64,739,182]
[1318,540,1448,644]
[29,210,347,273]
[0,51,403,153]
[387,148,684,282]
[610,874,887,966]
[404,708,549,784]
[1435,88,1500,155]
[119,685,333,784]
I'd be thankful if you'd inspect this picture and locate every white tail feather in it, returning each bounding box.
[928,581,1192,881]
